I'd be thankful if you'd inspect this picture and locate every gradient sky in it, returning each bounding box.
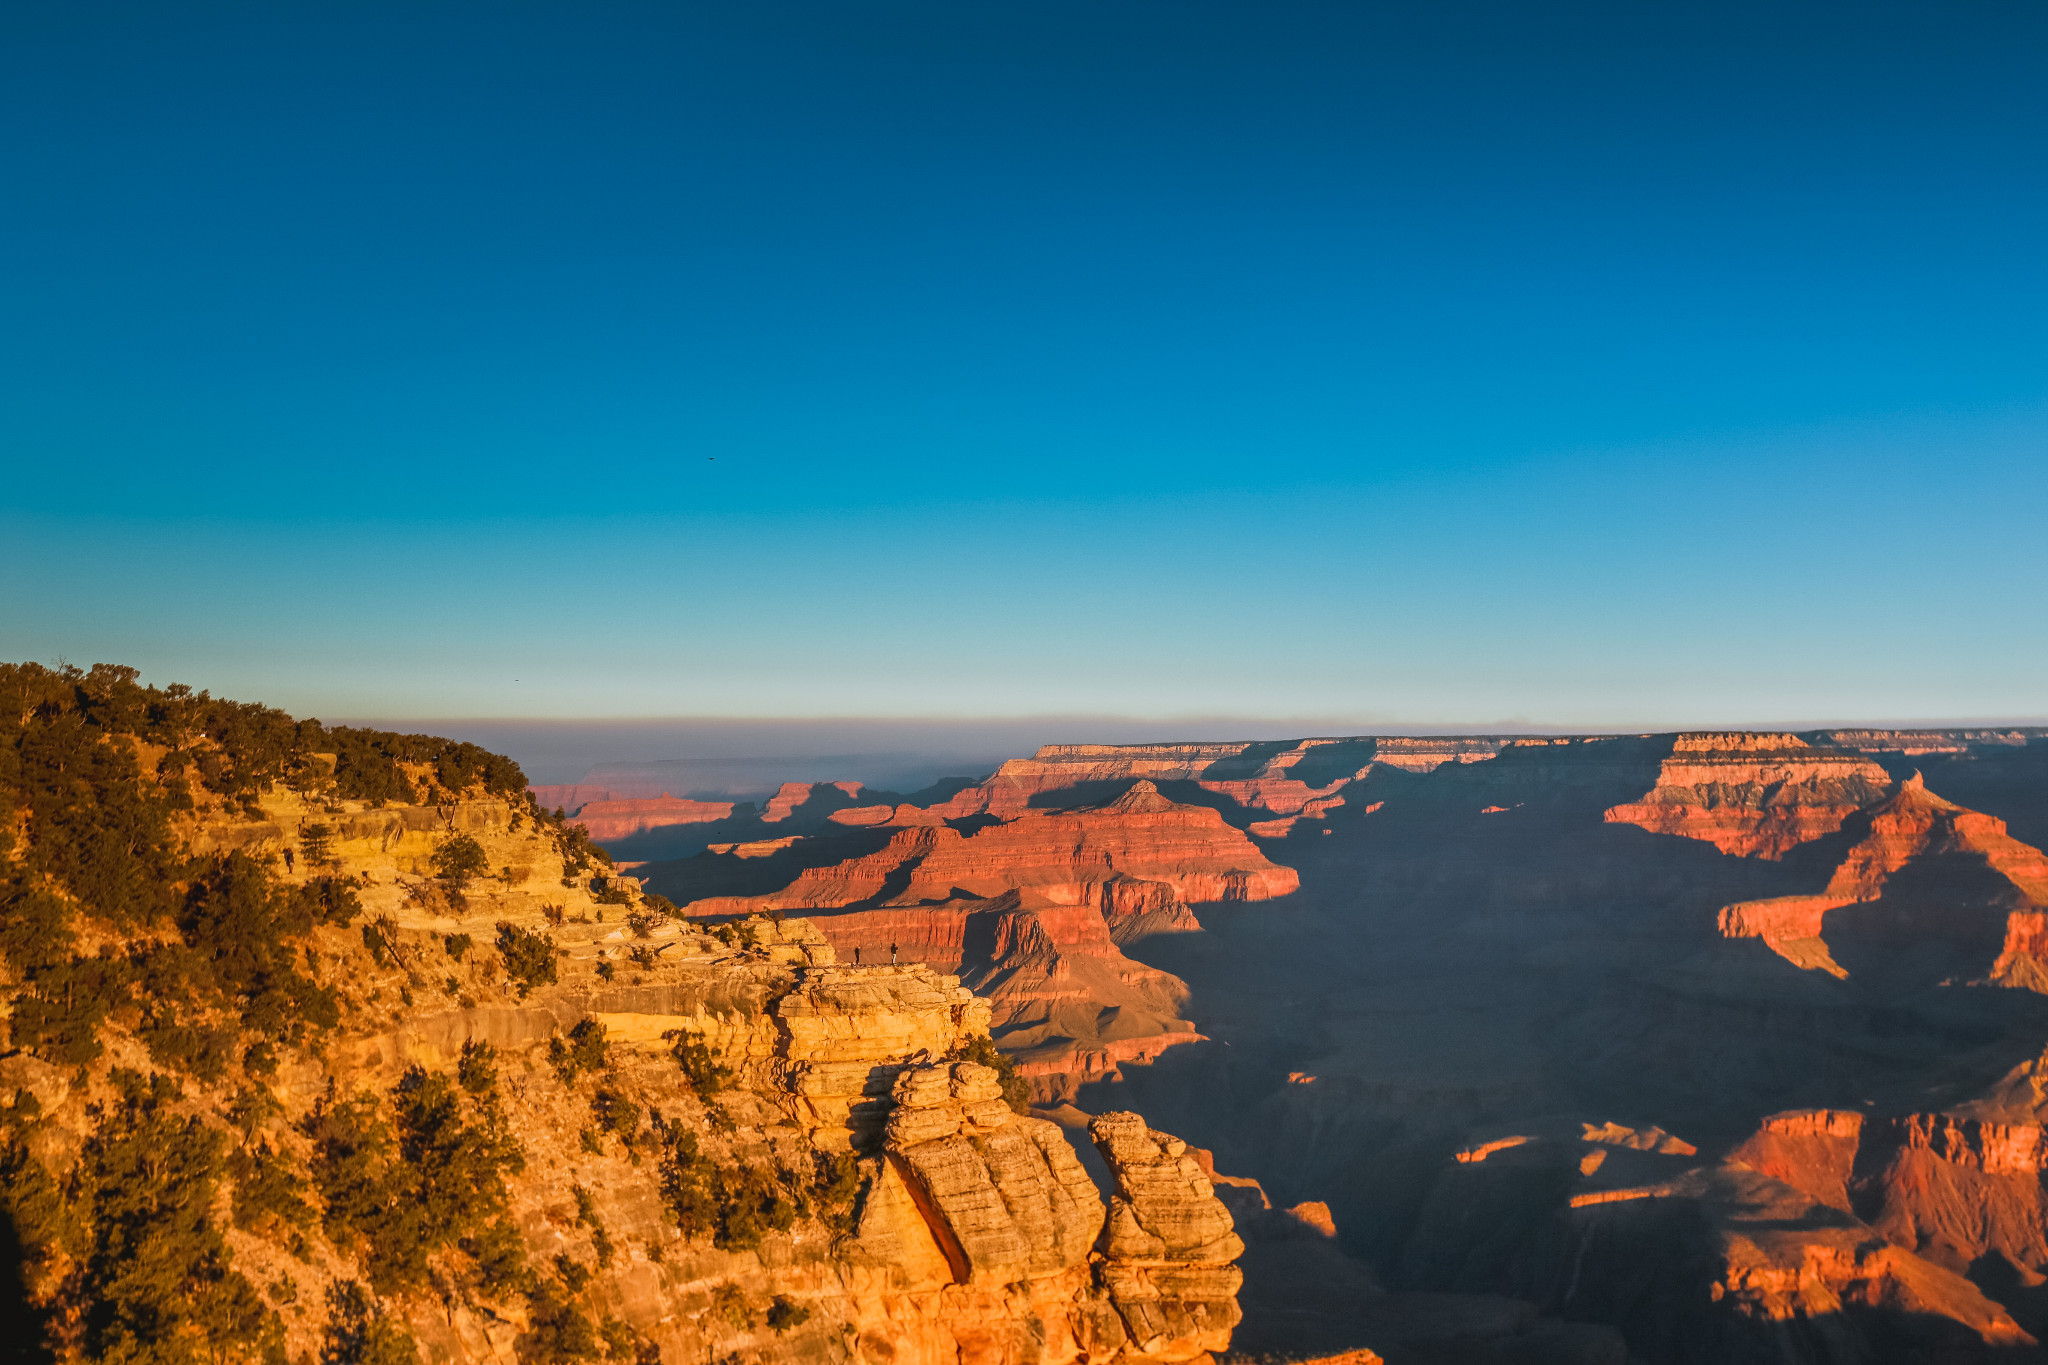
[4,1,2045,729]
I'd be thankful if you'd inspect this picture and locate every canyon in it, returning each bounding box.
[15,670,2048,1365]
[571,726,2048,1362]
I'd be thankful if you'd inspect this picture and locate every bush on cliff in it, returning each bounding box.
[304,1065,527,1298]
[667,1032,730,1100]
[496,922,559,998]
[320,1279,421,1365]
[431,835,490,890]
[0,663,559,1363]
[70,1070,286,1365]
[949,1035,1032,1114]
[549,1019,611,1084]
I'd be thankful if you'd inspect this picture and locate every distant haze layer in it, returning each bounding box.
[334,714,2048,792]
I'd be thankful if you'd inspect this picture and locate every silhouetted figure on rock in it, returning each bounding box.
[891,942,899,964]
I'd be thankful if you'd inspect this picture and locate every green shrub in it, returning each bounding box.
[517,1270,599,1365]
[362,916,401,970]
[73,1069,284,1365]
[231,1141,316,1236]
[549,1019,610,1084]
[667,1033,730,1101]
[590,1086,639,1145]
[496,922,559,998]
[444,932,473,960]
[431,835,489,890]
[458,1039,500,1097]
[766,1295,811,1332]
[711,1283,753,1331]
[304,1067,526,1298]
[810,1148,864,1235]
[182,852,340,1037]
[572,1186,614,1268]
[320,1279,421,1365]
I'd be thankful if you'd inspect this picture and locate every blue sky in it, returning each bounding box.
[4,1,2045,729]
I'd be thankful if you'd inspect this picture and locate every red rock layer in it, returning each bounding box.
[805,891,1202,1104]
[1823,728,2032,755]
[1718,776,2048,981]
[1604,732,1893,859]
[690,825,951,916]
[761,780,867,823]
[690,783,1293,1099]
[1365,736,1507,772]
[564,793,735,840]
[1196,778,1347,816]
[1727,1109,1864,1212]
[688,785,1292,919]
[893,782,1300,909]
[1732,1107,2048,1303]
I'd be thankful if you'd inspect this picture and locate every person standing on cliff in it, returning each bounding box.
[853,945,861,964]
[891,942,898,964]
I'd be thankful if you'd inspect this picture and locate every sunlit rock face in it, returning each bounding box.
[1603,732,1895,859]
[1716,773,2048,982]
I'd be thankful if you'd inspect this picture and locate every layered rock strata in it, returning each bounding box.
[1715,774,2048,980]
[1394,1119,2033,1359]
[1603,732,1894,859]
[561,793,737,840]
[678,782,1292,1099]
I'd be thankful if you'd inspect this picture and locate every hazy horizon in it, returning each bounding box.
[338,712,2048,789]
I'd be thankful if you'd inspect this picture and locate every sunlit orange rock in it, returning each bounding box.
[1604,732,1892,858]
[1717,775,2048,980]
[559,792,734,840]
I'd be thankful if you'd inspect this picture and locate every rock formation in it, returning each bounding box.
[686,781,1295,920]
[558,723,2048,1363]
[0,664,1244,1365]
[1392,1118,2034,1359]
[803,891,1204,1104]
[556,792,737,841]
[662,782,1295,1101]
[1603,731,1894,858]
[1715,773,2048,981]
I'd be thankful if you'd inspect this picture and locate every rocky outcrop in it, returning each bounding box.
[529,781,632,812]
[1604,732,1894,858]
[1392,1120,2034,1360]
[805,892,1204,1104]
[892,782,1299,910]
[1716,775,2048,981]
[1822,730,2035,756]
[680,782,1292,1100]
[1726,1109,1864,1212]
[0,672,1249,1365]
[1366,737,1508,772]
[1091,1112,1246,1358]
[840,1063,1245,1362]
[920,736,1504,819]
[762,779,868,823]
[562,793,736,840]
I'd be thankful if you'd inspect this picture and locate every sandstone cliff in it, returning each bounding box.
[1392,1118,2034,1360]
[560,795,737,842]
[662,783,1293,1102]
[1715,774,2048,983]
[1603,732,1894,859]
[0,665,1244,1365]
